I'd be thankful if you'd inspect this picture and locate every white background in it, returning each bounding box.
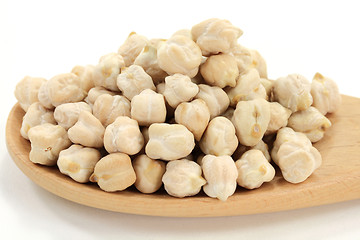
[1,0,360,239]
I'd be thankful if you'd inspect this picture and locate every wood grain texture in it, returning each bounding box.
[5,95,360,217]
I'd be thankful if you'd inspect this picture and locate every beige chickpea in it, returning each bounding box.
[249,49,268,78]
[133,154,166,194]
[90,153,136,192]
[273,74,313,112]
[311,72,341,115]
[149,38,166,49]
[38,73,86,108]
[117,65,156,100]
[93,94,131,127]
[156,82,175,119]
[287,106,331,142]
[54,102,92,130]
[20,102,56,140]
[201,155,238,201]
[200,53,239,88]
[145,123,195,161]
[265,102,292,135]
[94,53,125,91]
[232,140,271,162]
[14,76,47,112]
[162,159,206,198]
[232,98,270,146]
[68,111,105,148]
[104,116,144,155]
[260,78,274,99]
[133,44,168,84]
[156,82,165,94]
[235,149,275,189]
[199,116,238,156]
[84,86,117,107]
[118,32,149,67]
[141,127,150,146]
[57,145,101,183]
[271,127,308,164]
[28,123,71,166]
[226,68,267,107]
[37,81,53,109]
[226,44,252,74]
[172,29,192,39]
[195,84,230,119]
[131,89,167,126]
[71,64,96,93]
[174,99,210,141]
[271,127,322,184]
[191,18,243,56]
[157,35,202,78]
[163,73,199,108]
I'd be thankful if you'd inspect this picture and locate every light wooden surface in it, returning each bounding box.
[5,95,360,217]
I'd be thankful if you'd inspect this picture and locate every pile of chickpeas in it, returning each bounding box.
[14,18,341,201]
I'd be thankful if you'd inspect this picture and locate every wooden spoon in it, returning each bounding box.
[5,95,360,217]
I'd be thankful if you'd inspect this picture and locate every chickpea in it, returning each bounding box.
[93,94,131,127]
[199,116,238,156]
[28,123,71,166]
[195,84,230,119]
[235,149,275,189]
[118,32,149,67]
[133,154,166,194]
[226,68,267,107]
[174,99,210,141]
[156,82,175,119]
[133,44,168,84]
[145,123,195,161]
[265,102,292,135]
[14,76,47,112]
[232,98,270,146]
[273,74,313,112]
[37,81,53,109]
[68,111,105,148]
[191,18,243,56]
[260,78,274,99]
[84,86,117,107]
[271,127,322,184]
[117,65,156,100]
[71,64,96,93]
[141,127,150,146]
[232,140,271,162]
[249,49,268,78]
[200,53,239,88]
[163,73,199,108]
[149,38,166,49]
[226,43,252,74]
[311,72,341,115]
[90,153,136,192]
[131,89,167,126]
[38,73,86,109]
[171,29,192,39]
[201,155,238,201]
[54,102,92,130]
[287,106,331,142]
[20,102,56,140]
[57,145,101,183]
[157,35,202,78]
[104,116,144,155]
[93,52,125,91]
[162,159,206,198]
